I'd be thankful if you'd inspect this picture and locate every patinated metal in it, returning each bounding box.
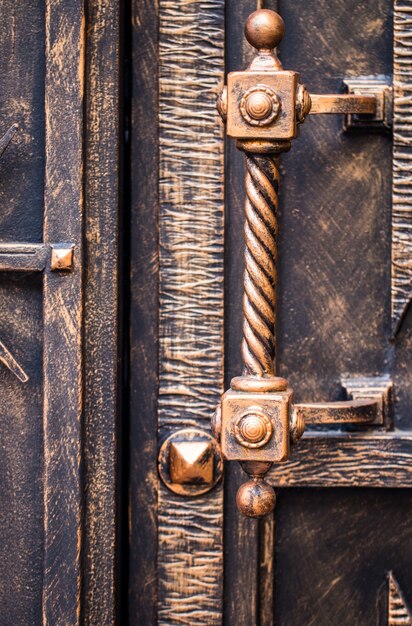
[50,244,74,271]
[216,8,395,518]
[158,428,223,496]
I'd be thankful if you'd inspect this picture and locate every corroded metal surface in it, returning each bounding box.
[242,154,280,376]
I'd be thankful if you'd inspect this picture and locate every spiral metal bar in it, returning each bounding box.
[242,153,280,377]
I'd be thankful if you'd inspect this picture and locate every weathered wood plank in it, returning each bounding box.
[268,432,412,487]
[392,0,412,335]
[42,1,84,623]
[129,0,159,622]
[158,0,225,623]
[82,2,122,624]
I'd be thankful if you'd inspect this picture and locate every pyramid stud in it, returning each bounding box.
[50,244,74,271]
[158,428,223,496]
[170,440,214,485]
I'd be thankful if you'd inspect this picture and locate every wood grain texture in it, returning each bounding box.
[42,1,84,623]
[393,0,412,335]
[158,0,225,623]
[268,432,412,487]
[129,0,159,623]
[82,2,122,624]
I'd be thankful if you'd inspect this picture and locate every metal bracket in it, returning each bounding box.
[341,375,393,428]
[343,76,393,131]
[0,242,74,272]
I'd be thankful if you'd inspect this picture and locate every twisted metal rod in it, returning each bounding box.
[242,153,280,377]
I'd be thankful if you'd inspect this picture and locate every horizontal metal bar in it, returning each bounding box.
[309,94,377,115]
[294,399,380,425]
[0,243,48,271]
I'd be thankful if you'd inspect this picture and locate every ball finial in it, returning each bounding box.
[245,9,285,52]
[236,479,276,518]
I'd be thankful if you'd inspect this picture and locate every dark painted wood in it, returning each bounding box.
[0,7,46,619]
[0,273,43,624]
[128,0,159,624]
[269,433,412,487]
[275,489,412,626]
[42,1,84,622]
[82,2,123,624]
[0,0,45,243]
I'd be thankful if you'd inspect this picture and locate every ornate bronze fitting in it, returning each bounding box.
[215,9,394,518]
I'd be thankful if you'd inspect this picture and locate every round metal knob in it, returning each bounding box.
[244,9,285,52]
[234,409,272,448]
[236,479,276,518]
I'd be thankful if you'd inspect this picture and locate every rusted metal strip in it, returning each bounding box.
[296,399,380,425]
[158,0,225,623]
[0,243,48,271]
[309,93,377,115]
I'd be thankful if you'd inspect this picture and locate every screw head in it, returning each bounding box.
[244,9,285,52]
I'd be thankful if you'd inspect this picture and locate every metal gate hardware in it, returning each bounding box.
[158,428,223,496]
[214,9,394,518]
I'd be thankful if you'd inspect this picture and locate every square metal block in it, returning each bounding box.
[220,388,293,463]
[226,70,299,140]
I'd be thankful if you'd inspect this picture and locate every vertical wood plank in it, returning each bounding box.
[392,0,412,334]
[158,1,225,623]
[42,1,84,623]
[129,0,159,623]
[83,2,122,624]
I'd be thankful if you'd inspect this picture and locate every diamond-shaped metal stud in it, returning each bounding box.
[50,244,74,271]
[169,440,214,485]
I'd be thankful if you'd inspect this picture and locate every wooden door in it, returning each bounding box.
[0,2,122,624]
[129,0,412,625]
[1,1,411,625]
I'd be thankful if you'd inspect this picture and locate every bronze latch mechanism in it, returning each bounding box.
[211,10,394,518]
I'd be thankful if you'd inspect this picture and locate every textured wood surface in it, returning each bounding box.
[42,1,84,623]
[268,433,412,487]
[82,2,122,624]
[157,0,225,623]
[0,10,46,618]
[393,0,412,335]
[129,0,159,623]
